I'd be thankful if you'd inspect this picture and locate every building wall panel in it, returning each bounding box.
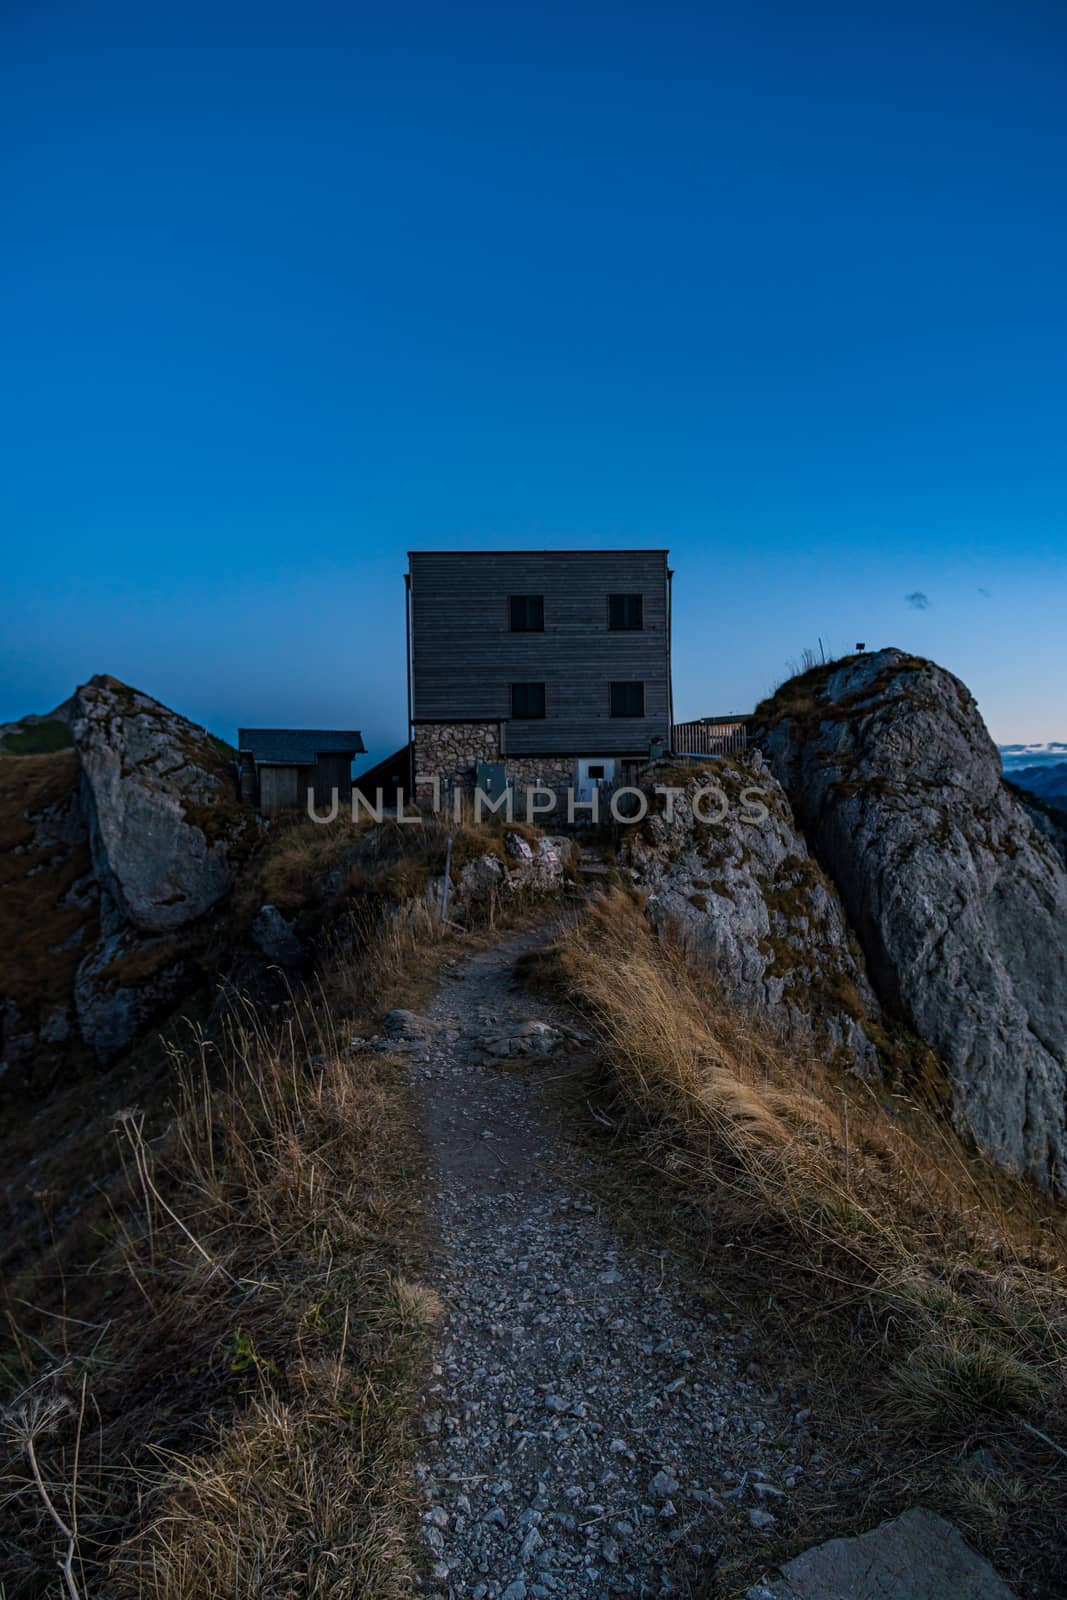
[409,550,671,755]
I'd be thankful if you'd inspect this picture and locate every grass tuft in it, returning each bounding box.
[525,887,1067,1588]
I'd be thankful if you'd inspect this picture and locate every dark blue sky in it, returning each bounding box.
[3,1,1065,761]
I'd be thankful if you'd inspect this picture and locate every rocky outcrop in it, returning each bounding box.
[60,678,261,1061]
[756,649,1067,1190]
[457,852,504,906]
[622,761,882,1073]
[1008,784,1067,870]
[479,1019,593,1057]
[71,676,255,934]
[454,833,574,917]
[74,925,192,1063]
[2,676,261,1076]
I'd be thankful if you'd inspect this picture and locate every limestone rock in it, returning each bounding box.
[757,649,1067,1189]
[71,675,256,935]
[250,904,305,969]
[1010,786,1067,869]
[459,852,505,904]
[3,677,266,1075]
[455,834,571,917]
[747,1506,1018,1599]
[510,833,572,890]
[624,762,881,1073]
[383,1008,434,1038]
[74,921,192,1063]
[482,1020,567,1057]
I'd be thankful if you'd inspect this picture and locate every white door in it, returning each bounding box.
[576,758,617,805]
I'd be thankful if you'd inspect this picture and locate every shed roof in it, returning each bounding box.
[238,728,365,763]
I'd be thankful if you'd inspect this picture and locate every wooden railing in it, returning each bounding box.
[672,720,749,758]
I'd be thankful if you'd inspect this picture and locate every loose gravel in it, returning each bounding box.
[409,925,829,1598]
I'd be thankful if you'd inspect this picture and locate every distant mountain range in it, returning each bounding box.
[999,744,1067,806]
[999,741,1067,767]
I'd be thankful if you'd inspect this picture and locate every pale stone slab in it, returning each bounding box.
[748,1508,1019,1600]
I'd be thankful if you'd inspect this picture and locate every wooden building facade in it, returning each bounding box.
[406,550,673,804]
[238,728,365,816]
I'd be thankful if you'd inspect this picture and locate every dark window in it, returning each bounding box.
[510,594,545,632]
[512,682,546,719]
[588,764,605,779]
[610,681,644,718]
[609,593,643,630]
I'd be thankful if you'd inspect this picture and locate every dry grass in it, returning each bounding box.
[753,649,931,733]
[1,929,434,1599]
[241,809,568,936]
[0,804,560,1598]
[526,888,1067,1590]
[240,813,377,919]
[0,718,74,756]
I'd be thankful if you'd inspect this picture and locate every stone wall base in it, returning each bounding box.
[413,722,502,801]
[413,724,646,824]
[502,757,577,823]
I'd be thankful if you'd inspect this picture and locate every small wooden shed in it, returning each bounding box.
[238,728,365,816]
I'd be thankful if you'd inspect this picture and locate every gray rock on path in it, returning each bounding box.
[747,1507,1019,1599]
[758,649,1067,1190]
[382,1008,435,1038]
[482,1020,568,1057]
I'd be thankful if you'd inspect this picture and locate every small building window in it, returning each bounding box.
[610,681,644,718]
[510,595,545,632]
[609,593,643,630]
[512,682,546,719]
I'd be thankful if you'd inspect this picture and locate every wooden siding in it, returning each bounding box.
[314,753,353,807]
[409,551,671,756]
[259,765,311,815]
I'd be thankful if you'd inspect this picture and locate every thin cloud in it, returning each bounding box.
[905,591,930,610]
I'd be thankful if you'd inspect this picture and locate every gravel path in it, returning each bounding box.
[409,923,820,1599]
